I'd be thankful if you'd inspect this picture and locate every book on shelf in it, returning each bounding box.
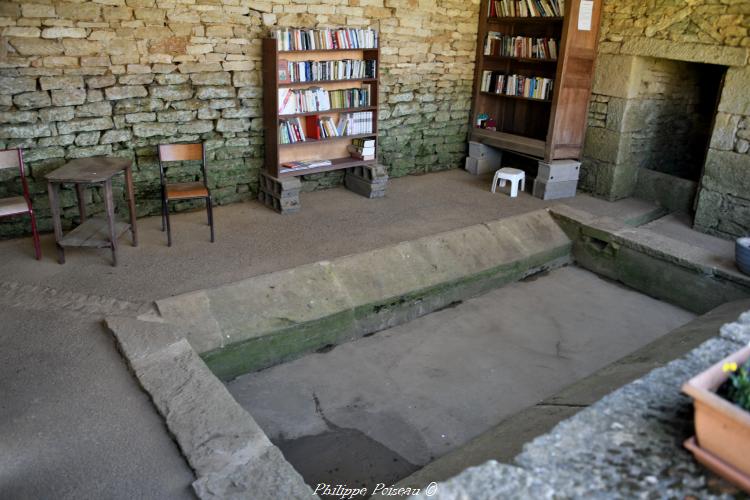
[352,138,375,149]
[279,117,306,144]
[273,28,379,51]
[484,32,558,59]
[338,111,374,136]
[279,112,374,145]
[278,88,297,114]
[283,59,377,84]
[305,115,321,139]
[347,144,375,161]
[319,116,339,138]
[278,59,290,83]
[480,70,554,100]
[278,85,372,115]
[280,159,333,174]
[488,0,564,17]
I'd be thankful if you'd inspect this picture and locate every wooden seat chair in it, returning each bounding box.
[0,148,41,260]
[157,143,214,246]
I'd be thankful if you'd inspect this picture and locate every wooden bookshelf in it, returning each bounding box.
[470,0,602,162]
[263,39,379,178]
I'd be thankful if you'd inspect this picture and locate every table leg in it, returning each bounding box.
[103,179,118,266]
[75,183,86,223]
[124,165,138,247]
[47,181,65,264]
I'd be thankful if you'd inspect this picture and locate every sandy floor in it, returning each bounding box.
[0,169,727,498]
[0,169,662,303]
[0,307,194,499]
[227,266,694,495]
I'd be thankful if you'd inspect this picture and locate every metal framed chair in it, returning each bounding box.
[0,148,41,260]
[157,143,214,247]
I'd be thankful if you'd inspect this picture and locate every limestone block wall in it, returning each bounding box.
[580,0,750,238]
[0,0,479,237]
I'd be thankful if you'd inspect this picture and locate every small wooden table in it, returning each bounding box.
[46,157,138,266]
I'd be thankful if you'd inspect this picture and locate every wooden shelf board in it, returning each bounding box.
[0,196,29,217]
[59,218,130,248]
[479,91,552,103]
[280,106,377,119]
[488,16,563,23]
[280,133,376,148]
[278,47,379,54]
[279,157,377,177]
[279,78,377,88]
[483,55,558,64]
[471,129,546,158]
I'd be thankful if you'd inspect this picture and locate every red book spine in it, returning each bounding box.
[305,115,320,140]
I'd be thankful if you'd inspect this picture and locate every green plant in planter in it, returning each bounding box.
[721,360,750,411]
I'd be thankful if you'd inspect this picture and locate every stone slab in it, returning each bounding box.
[620,36,748,67]
[392,298,750,492]
[155,210,572,379]
[514,335,746,498]
[409,309,750,499]
[105,319,313,500]
[720,310,750,345]
[634,169,698,214]
[591,54,641,99]
[550,205,750,314]
[409,461,554,500]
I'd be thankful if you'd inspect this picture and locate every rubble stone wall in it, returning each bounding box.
[580,0,750,238]
[0,0,478,236]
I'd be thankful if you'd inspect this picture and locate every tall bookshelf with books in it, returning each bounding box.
[470,0,602,162]
[263,28,380,178]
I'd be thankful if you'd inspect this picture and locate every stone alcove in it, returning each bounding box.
[581,38,750,239]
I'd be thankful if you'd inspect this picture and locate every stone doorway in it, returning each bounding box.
[583,56,728,217]
[626,58,725,183]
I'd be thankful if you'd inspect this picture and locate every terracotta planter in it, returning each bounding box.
[682,344,750,492]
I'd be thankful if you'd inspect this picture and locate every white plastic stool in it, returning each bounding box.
[491,168,525,197]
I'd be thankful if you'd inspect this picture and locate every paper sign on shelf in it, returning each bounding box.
[578,0,594,31]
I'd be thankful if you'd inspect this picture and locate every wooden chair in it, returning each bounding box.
[157,143,214,247]
[0,149,41,260]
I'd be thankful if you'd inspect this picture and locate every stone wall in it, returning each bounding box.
[580,0,750,238]
[0,0,478,237]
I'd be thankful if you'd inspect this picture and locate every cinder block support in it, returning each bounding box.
[466,141,502,175]
[258,171,301,214]
[344,163,388,199]
[533,159,581,200]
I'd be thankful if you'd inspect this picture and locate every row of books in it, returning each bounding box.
[484,32,558,60]
[339,111,374,136]
[279,112,374,144]
[277,85,372,115]
[281,59,377,84]
[279,117,307,144]
[480,71,554,100]
[315,116,340,139]
[489,0,563,17]
[349,138,376,161]
[274,28,379,51]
